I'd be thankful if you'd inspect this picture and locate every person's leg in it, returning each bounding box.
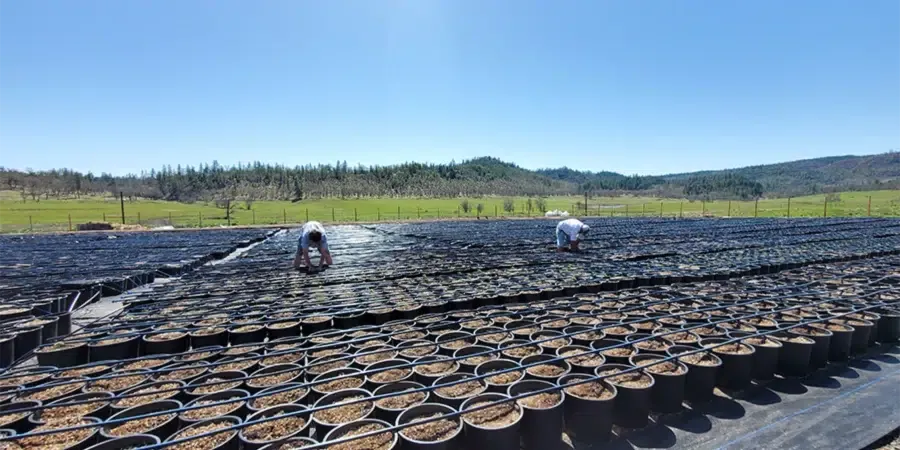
[556,229,569,252]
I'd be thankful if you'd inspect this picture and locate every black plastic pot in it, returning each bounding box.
[35,342,89,368]
[0,400,40,433]
[396,402,462,450]
[265,321,301,340]
[772,332,814,377]
[142,333,189,356]
[814,323,853,362]
[460,393,522,450]
[372,381,428,424]
[311,388,373,439]
[590,338,635,365]
[190,328,229,349]
[249,383,309,413]
[32,392,113,424]
[667,345,721,404]
[245,364,304,393]
[556,345,605,375]
[435,332,475,357]
[0,334,14,369]
[239,404,310,450]
[474,359,523,393]
[180,389,249,427]
[559,374,617,444]
[789,326,832,370]
[876,309,900,343]
[365,359,413,392]
[102,399,182,441]
[842,319,874,354]
[521,354,571,383]
[734,334,782,380]
[595,363,654,428]
[228,326,268,346]
[259,437,318,449]
[164,415,241,450]
[185,371,247,399]
[507,379,564,450]
[431,373,487,410]
[84,434,160,450]
[88,336,140,363]
[302,316,333,335]
[324,418,397,449]
[701,338,755,390]
[453,346,497,373]
[13,327,42,360]
[412,355,459,386]
[629,354,687,414]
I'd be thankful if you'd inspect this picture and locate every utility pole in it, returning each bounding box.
[119,191,125,224]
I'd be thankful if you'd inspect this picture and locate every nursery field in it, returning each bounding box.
[1,189,899,233]
[1,217,899,449]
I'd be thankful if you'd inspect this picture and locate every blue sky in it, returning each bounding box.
[1,1,898,176]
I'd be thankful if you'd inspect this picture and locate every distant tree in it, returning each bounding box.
[476,203,484,216]
[503,198,515,214]
[535,198,547,213]
[525,198,533,213]
[825,193,842,203]
[460,199,471,213]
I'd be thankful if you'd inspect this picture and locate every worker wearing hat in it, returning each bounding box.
[556,218,590,252]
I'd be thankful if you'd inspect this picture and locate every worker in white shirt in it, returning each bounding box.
[556,218,590,252]
[293,221,333,271]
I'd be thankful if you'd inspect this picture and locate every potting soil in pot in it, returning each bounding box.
[501,345,540,359]
[16,380,85,402]
[641,360,687,375]
[58,365,111,378]
[415,361,456,376]
[191,378,242,395]
[243,413,306,442]
[526,365,565,377]
[248,370,302,389]
[369,369,411,383]
[13,417,96,448]
[435,380,485,399]
[39,400,109,422]
[107,413,176,437]
[559,350,604,367]
[401,413,459,441]
[463,401,521,428]
[710,343,754,355]
[251,386,308,410]
[119,358,171,371]
[317,377,365,393]
[597,369,653,388]
[182,398,244,421]
[113,383,181,408]
[743,336,781,347]
[313,397,372,425]
[517,391,562,408]
[326,423,394,450]
[485,370,523,385]
[678,352,720,366]
[168,420,237,450]
[375,390,426,409]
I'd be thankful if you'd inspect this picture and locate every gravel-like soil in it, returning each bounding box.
[461,353,498,366]
[743,336,781,347]
[812,323,852,332]
[243,413,306,442]
[146,332,187,341]
[326,423,394,450]
[415,360,457,376]
[463,400,521,428]
[308,359,351,376]
[791,326,829,336]
[248,370,302,388]
[39,400,108,422]
[0,410,28,427]
[526,364,565,377]
[560,349,604,366]
[479,332,511,344]
[213,359,257,373]
[399,344,437,358]
[485,370,523,385]
[678,351,721,366]
[601,347,635,357]
[251,386,308,410]
[369,368,412,383]
[17,380,85,402]
[263,351,305,366]
[711,343,753,355]
[168,420,237,450]
[119,358,172,371]
[0,373,50,387]
[316,377,364,393]
[16,417,97,448]
[634,339,671,351]
[435,380,486,398]
[597,369,653,388]
[517,391,561,408]
[114,382,181,407]
[86,375,147,393]
[777,335,815,344]
[539,338,569,349]
[224,346,263,356]
[192,327,225,336]
[36,341,84,352]
[313,396,372,424]
[156,366,206,381]
[440,339,472,350]
[401,413,459,442]
[641,360,687,375]
[191,378,242,395]
[661,332,699,343]
[394,331,426,341]
[375,390,427,409]
[181,398,244,421]
[502,345,541,359]
[108,413,176,436]
[511,326,539,336]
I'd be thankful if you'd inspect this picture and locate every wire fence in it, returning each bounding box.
[2,195,899,233]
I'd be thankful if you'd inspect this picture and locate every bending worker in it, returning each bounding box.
[293,220,333,270]
[556,218,590,252]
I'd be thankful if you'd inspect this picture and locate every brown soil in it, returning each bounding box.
[517,391,561,408]
[743,337,781,347]
[539,339,569,349]
[745,318,777,327]
[560,349,604,367]
[243,414,307,442]
[463,401,521,428]
[224,346,263,356]
[401,413,458,442]
[778,335,814,344]
[39,400,108,421]
[440,340,472,350]
[146,332,186,341]
[597,369,653,388]
[119,358,172,371]
[355,352,394,366]
[395,331,426,341]
[248,370,302,388]
[316,377,364,393]
[461,353,498,367]
[435,380,486,398]
[635,339,671,351]
[192,327,225,336]
[479,332,511,344]
[303,316,331,323]
[491,316,515,324]
[17,381,85,402]
[632,322,657,331]
[526,364,565,377]
[0,411,28,427]
[191,378,242,395]
[511,326,539,336]
[181,399,244,421]
[326,423,394,450]
[461,320,489,329]
[313,396,372,425]
[711,343,753,355]
[168,420,237,450]
[375,390,427,409]
[400,344,437,358]
[309,348,344,359]
[357,339,387,348]
[641,360,687,375]
[114,382,181,408]
[502,345,541,359]
[37,341,84,352]
[605,326,632,335]
[308,359,351,376]
[251,386,308,410]
[678,352,720,366]
[16,417,97,447]
[213,359,257,373]
[574,331,605,341]
[544,319,570,328]
[791,326,829,336]
[108,413,176,436]
[270,343,303,351]
[415,360,457,376]
[369,368,411,383]
[571,317,601,326]
[602,347,635,357]
[268,321,299,329]
[0,373,50,387]
[812,323,852,332]
[485,370,523,385]
[156,366,207,382]
[693,327,725,336]
[86,375,146,393]
[263,351,305,366]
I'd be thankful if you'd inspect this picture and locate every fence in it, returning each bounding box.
[2,194,899,233]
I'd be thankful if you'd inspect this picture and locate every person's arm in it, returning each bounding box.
[319,235,332,267]
[292,249,303,268]
[303,248,313,268]
[571,240,581,252]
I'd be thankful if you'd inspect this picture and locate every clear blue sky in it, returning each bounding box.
[1,1,898,176]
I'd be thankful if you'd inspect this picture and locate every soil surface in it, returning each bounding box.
[486,370,523,385]
[108,413,176,436]
[502,345,541,359]
[711,343,754,355]
[249,370,302,388]
[376,390,427,409]
[316,377,364,393]
[169,420,236,450]
[517,391,562,408]
[436,380,486,398]
[678,351,721,366]
[252,386,308,410]
[327,423,394,450]
[181,399,244,421]
[560,349,604,366]
[463,400,521,428]
[39,400,108,422]
[641,360,687,375]
[415,360,457,375]
[15,417,97,448]
[313,396,372,424]
[527,364,566,377]
[191,378,242,395]
[113,382,181,407]
[369,368,411,383]
[402,413,459,442]
[243,414,307,442]
[597,369,653,388]
[743,336,781,347]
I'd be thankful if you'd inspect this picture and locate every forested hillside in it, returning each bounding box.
[1,153,897,203]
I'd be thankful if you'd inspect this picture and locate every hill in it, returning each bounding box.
[1,153,898,203]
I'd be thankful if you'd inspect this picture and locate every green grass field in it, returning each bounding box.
[1,190,898,233]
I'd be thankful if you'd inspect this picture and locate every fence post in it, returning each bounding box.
[824,197,828,218]
[397,206,400,220]
[625,205,629,217]
[119,191,125,224]
[332,208,335,222]
[727,201,731,217]
[642,203,646,216]
[305,209,309,222]
[226,201,231,226]
[103,212,106,222]
[787,198,791,218]
[283,209,287,224]
[29,216,33,232]
[418,207,421,219]
[659,202,663,218]
[701,201,706,216]
[137,212,141,225]
[680,202,684,219]
[199,212,202,227]
[755,199,759,217]
[355,208,358,222]
[169,212,172,225]
[68,214,72,231]
[252,210,255,225]
[437,208,440,219]
[495,205,498,217]
[868,196,872,216]
[377,208,380,221]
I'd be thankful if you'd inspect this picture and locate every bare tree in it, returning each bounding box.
[503,198,515,214]
[476,203,484,216]
[460,199,471,213]
[535,197,547,213]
